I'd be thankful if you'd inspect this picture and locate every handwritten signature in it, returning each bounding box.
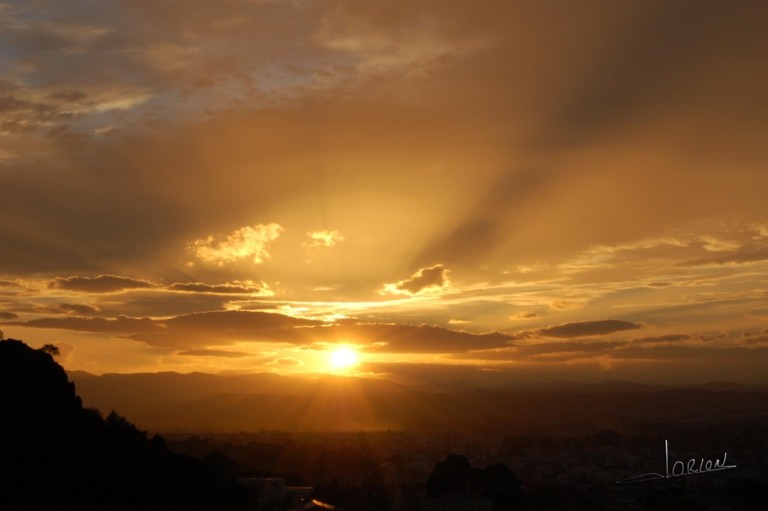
[616,439,736,485]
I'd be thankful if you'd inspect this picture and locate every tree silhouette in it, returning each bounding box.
[481,463,522,510]
[40,343,60,356]
[426,454,472,497]
[426,454,523,509]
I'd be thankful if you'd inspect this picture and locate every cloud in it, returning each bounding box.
[48,275,155,293]
[699,236,740,252]
[277,357,302,366]
[382,264,449,296]
[304,230,344,249]
[168,280,272,295]
[1,0,768,381]
[6,315,159,334]
[681,245,768,267]
[176,349,252,358]
[132,314,512,353]
[323,323,513,354]
[548,300,587,311]
[510,311,539,321]
[6,309,318,347]
[90,290,236,319]
[131,310,320,347]
[187,223,284,265]
[6,306,512,353]
[50,303,101,315]
[0,311,18,320]
[736,336,768,346]
[50,275,155,293]
[631,334,691,345]
[536,320,642,339]
[735,330,768,346]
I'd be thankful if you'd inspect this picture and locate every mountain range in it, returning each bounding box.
[68,370,768,434]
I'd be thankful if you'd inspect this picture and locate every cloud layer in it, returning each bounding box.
[1,1,767,381]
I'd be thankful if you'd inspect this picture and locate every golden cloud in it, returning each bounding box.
[304,230,344,249]
[187,223,284,265]
[382,264,449,296]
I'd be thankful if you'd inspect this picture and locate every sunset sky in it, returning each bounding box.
[2,0,768,384]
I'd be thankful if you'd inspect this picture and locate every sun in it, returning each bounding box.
[329,347,359,371]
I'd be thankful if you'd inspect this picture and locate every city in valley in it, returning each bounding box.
[74,367,768,510]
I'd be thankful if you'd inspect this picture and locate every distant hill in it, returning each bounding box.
[67,369,768,434]
[0,339,249,509]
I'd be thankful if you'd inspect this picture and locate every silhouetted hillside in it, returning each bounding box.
[0,339,248,510]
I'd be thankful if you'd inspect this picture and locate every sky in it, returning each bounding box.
[1,0,768,384]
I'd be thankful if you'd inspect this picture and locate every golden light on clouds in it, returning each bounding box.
[0,0,767,384]
[382,264,450,296]
[304,230,344,249]
[187,223,284,265]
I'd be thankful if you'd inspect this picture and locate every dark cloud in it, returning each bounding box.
[6,310,318,347]
[30,303,101,316]
[537,320,642,338]
[632,334,691,345]
[6,306,512,353]
[168,281,269,295]
[134,315,512,353]
[162,310,317,333]
[93,291,235,318]
[50,275,155,293]
[6,315,159,334]
[0,311,19,320]
[54,303,101,315]
[129,310,321,347]
[332,323,512,354]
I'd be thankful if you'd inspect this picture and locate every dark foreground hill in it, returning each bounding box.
[0,339,248,510]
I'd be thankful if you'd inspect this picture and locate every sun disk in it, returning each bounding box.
[329,348,358,371]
